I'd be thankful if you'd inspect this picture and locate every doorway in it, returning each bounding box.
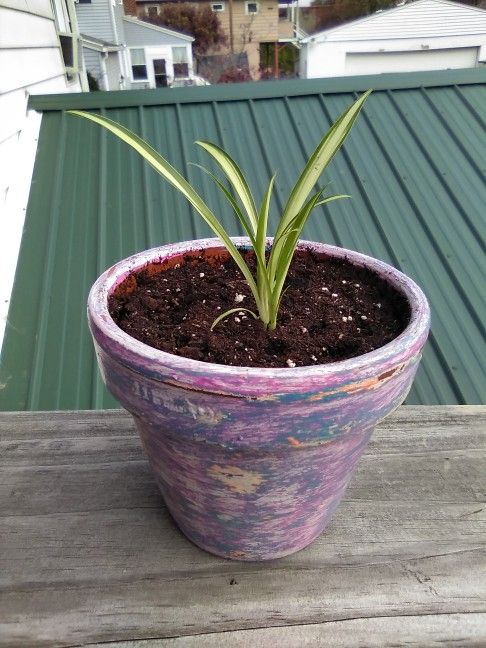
[152,59,168,87]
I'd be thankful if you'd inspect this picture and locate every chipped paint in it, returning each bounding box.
[88,239,430,561]
[208,464,264,494]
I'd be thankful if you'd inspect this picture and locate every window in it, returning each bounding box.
[172,46,189,78]
[245,1,259,14]
[130,48,148,80]
[77,0,91,4]
[147,5,158,18]
[211,2,224,11]
[59,34,75,68]
[50,0,80,80]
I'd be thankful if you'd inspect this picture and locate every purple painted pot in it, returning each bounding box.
[88,238,430,561]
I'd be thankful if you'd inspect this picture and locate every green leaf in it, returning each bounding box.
[269,90,371,281]
[196,140,259,234]
[211,307,259,331]
[190,162,256,244]
[255,174,276,318]
[67,110,263,311]
[269,192,325,328]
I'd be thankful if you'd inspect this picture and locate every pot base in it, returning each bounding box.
[135,416,372,562]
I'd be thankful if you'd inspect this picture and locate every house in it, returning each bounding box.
[123,0,296,79]
[1,68,485,410]
[0,0,87,345]
[75,0,194,89]
[300,0,486,79]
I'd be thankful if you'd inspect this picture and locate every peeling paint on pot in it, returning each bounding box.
[88,239,430,561]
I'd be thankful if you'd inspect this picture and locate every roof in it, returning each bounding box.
[304,0,486,43]
[123,16,194,43]
[1,68,485,410]
[81,34,123,52]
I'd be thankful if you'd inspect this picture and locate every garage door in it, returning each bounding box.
[345,47,479,75]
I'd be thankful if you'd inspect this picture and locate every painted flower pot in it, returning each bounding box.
[88,238,430,561]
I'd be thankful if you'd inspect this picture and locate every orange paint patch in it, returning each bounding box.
[287,436,302,447]
[208,464,264,494]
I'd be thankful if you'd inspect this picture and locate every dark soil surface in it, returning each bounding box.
[108,249,410,368]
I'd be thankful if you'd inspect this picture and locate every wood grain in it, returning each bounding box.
[1,406,485,647]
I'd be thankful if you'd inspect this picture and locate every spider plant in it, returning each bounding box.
[68,90,370,331]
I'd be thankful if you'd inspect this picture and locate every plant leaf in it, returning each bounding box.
[269,192,325,327]
[255,173,276,317]
[195,140,259,234]
[211,307,259,331]
[190,162,256,244]
[269,90,371,281]
[67,110,263,311]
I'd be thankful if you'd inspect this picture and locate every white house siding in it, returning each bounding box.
[322,0,486,41]
[76,0,115,43]
[0,0,83,204]
[301,0,486,78]
[123,18,192,46]
[345,47,479,75]
[0,0,83,350]
[82,47,103,83]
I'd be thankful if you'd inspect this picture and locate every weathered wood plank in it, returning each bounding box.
[83,613,486,647]
[0,407,485,647]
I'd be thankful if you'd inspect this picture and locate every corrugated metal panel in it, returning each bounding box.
[1,69,485,410]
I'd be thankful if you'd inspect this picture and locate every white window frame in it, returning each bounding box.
[51,0,81,82]
[245,1,259,15]
[129,48,148,82]
[171,46,190,79]
[211,2,225,11]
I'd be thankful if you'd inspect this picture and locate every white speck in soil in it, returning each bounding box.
[235,293,245,303]
[361,315,367,320]
[348,316,353,321]
[339,333,344,339]
[311,355,318,362]
[332,293,338,298]
[286,359,296,368]
[342,280,347,284]
[376,303,381,308]
[301,327,308,333]
[174,264,180,269]
[199,272,205,278]
[355,283,360,288]
[216,306,221,310]
[234,317,241,323]
[321,286,329,292]
[342,316,348,322]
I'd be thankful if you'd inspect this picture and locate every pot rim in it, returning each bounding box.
[88,238,430,393]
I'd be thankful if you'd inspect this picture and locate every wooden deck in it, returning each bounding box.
[1,406,485,647]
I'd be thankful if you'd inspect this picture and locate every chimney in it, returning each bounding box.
[123,0,138,16]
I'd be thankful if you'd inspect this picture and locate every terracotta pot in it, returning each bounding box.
[88,238,430,561]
